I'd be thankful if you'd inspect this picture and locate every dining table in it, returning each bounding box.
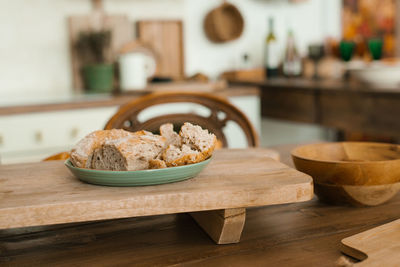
[1,144,399,266]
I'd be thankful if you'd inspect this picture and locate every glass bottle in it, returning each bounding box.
[282,30,302,77]
[264,18,280,78]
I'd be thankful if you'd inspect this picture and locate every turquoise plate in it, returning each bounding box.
[64,157,212,187]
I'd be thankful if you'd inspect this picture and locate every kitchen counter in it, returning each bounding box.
[236,78,400,94]
[0,84,259,116]
[1,144,398,266]
[233,78,400,140]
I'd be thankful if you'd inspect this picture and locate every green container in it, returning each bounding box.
[82,64,114,93]
[339,41,355,62]
[368,38,383,60]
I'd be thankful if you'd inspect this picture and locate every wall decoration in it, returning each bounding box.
[342,0,396,57]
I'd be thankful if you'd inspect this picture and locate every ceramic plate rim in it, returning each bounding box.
[64,157,212,174]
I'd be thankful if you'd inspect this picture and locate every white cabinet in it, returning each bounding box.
[0,95,260,164]
[0,107,118,164]
[225,95,260,148]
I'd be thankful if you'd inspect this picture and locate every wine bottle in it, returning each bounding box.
[264,18,280,78]
[282,29,302,77]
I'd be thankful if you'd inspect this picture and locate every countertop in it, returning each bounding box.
[1,144,399,266]
[0,83,259,116]
[235,78,400,94]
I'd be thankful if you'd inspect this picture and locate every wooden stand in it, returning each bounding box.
[0,149,313,245]
[190,208,246,244]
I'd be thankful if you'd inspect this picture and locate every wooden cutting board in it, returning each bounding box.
[341,219,400,266]
[0,148,312,230]
[137,20,184,80]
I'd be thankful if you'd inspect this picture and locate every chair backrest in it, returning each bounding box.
[104,91,259,147]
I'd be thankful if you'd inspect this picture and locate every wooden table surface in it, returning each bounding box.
[1,144,400,266]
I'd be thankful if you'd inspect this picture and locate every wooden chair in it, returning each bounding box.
[44,92,258,161]
[104,91,259,147]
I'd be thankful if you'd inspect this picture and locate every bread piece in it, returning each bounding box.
[162,123,216,167]
[93,133,166,171]
[160,123,182,147]
[70,129,133,168]
[162,144,203,167]
[179,122,217,160]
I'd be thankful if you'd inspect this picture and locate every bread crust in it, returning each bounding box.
[149,159,167,169]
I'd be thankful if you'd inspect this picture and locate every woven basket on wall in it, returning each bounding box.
[203,1,244,43]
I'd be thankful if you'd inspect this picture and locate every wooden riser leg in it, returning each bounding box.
[189,208,246,244]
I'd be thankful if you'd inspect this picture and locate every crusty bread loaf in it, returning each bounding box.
[95,133,166,171]
[70,129,133,168]
[70,123,216,171]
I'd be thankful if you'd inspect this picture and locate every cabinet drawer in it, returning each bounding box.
[0,107,118,154]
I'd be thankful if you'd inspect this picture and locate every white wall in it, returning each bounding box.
[0,0,184,98]
[0,0,90,97]
[0,0,341,96]
[184,0,341,78]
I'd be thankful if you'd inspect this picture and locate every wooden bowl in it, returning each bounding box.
[291,142,400,206]
[314,182,400,207]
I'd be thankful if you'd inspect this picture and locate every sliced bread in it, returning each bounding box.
[93,133,166,171]
[70,123,216,171]
[70,129,133,168]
